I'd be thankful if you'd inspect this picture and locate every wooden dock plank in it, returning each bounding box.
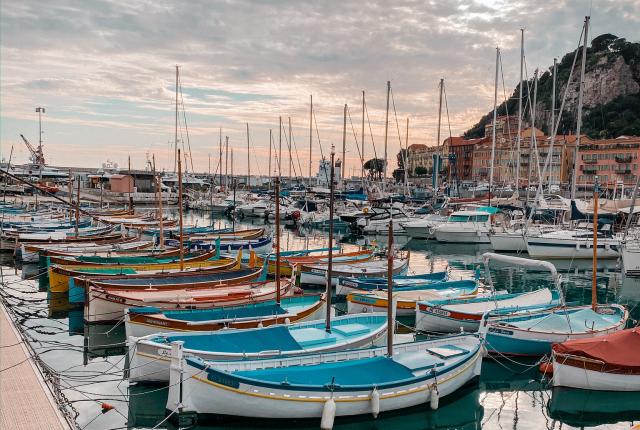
[0,303,71,430]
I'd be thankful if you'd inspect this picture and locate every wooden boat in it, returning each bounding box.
[170,236,273,256]
[48,251,230,293]
[43,247,183,266]
[481,304,628,357]
[184,227,265,241]
[21,235,144,262]
[415,253,563,334]
[257,249,374,277]
[85,278,295,323]
[166,333,483,422]
[124,293,327,338]
[128,312,387,382]
[299,256,409,286]
[35,240,156,266]
[346,279,479,317]
[336,271,448,296]
[552,327,640,391]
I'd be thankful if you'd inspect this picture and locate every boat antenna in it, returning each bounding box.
[275,172,281,305]
[592,176,598,311]
[178,148,184,270]
[325,145,335,333]
[387,196,394,357]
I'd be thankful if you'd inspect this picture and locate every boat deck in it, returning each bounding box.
[0,302,71,430]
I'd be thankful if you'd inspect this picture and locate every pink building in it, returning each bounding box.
[576,136,640,187]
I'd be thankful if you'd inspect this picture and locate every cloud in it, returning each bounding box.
[1,0,639,173]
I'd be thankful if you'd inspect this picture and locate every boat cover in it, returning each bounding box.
[553,327,640,373]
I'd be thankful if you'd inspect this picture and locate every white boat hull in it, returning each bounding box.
[552,360,640,391]
[526,237,620,259]
[489,232,527,252]
[622,246,640,276]
[434,229,490,244]
[168,337,483,419]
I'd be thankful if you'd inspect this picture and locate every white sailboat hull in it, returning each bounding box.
[526,237,620,259]
[622,246,640,276]
[489,232,527,252]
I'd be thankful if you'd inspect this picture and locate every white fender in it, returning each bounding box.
[430,386,439,410]
[320,398,336,430]
[371,388,380,418]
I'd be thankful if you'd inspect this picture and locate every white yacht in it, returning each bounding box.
[433,207,497,244]
[401,214,449,239]
[525,224,621,259]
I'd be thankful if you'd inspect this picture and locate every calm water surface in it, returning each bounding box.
[2,209,639,430]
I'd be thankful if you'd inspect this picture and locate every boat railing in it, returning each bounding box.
[481,252,565,307]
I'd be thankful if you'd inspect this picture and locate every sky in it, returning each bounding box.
[1,0,639,176]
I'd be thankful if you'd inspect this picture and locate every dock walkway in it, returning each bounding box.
[0,302,71,429]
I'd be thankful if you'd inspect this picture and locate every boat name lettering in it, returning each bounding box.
[157,348,171,357]
[423,306,450,317]
[207,372,240,389]
[488,327,513,336]
[105,294,126,304]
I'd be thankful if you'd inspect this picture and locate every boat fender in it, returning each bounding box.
[285,317,290,325]
[429,386,439,410]
[320,397,336,430]
[258,321,263,328]
[370,388,380,418]
[538,361,553,376]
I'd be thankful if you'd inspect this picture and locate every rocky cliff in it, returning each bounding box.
[464,34,640,139]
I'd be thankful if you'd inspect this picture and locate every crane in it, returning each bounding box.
[20,134,45,166]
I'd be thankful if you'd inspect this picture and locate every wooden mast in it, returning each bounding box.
[178,148,184,270]
[275,175,281,305]
[592,177,599,310]
[386,198,394,356]
[326,145,336,332]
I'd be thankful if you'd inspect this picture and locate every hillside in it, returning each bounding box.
[464,34,640,139]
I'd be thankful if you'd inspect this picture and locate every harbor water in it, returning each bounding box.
[2,209,640,430]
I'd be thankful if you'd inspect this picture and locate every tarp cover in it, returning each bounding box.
[553,327,640,373]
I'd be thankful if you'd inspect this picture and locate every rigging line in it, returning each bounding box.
[281,120,299,178]
[312,109,330,184]
[247,133,263,177]
[364,98,380,162]
[498,51,517,181]
[178,73,195,173]
[290,122,305,180]
[346,107,363,161]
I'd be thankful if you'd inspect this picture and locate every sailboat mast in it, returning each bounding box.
[279,116,283,177]
[174,65,179,173]
[218,128,223,188]
[288,117,292,179]
[342,104,347,187]
[435,78,444,195]
[404,117,409,188]
[386,199,394,357]
[592,177,598,310]
[268,129,273,190]
[489,50,499,204]
[225,136,229,190]
[515,29,524,191]
[178,149,184,270]
[309,95,313,186]
[571,16,590,200]
[383,81,390,182]
[526,70,539,206]
[246,123,250,189]
[548,58,557,195]
[325,146,335,332]
[361,91,365,180]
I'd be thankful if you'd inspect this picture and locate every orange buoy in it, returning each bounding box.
[101,403,114,413]
[539,362,553,376]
